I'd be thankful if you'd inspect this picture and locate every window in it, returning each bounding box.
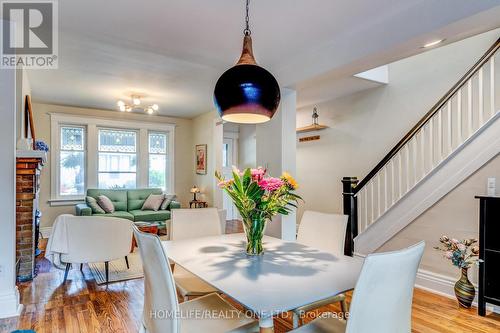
[50,114,175,204]
[59,126,86,196]
[148,132,168,190]
[98,129,137,189]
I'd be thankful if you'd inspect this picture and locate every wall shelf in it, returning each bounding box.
[296,124,329,133]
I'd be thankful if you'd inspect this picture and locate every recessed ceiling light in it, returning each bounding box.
[423,39,444,48]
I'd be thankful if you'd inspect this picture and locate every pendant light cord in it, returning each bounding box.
[244,0,251,36]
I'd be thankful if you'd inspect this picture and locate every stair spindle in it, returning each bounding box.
[479,67,484,126]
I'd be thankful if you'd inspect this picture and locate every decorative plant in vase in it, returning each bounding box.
[434,236,481,308]
[215,167,301,256]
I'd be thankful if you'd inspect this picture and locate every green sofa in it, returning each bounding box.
[75,188,180,224]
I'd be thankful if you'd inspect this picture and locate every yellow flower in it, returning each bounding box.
[281,172,298,190]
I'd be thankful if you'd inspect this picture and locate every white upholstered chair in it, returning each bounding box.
[170,208,221,300]
[59,216,133,284]
[292,211,349,328]
[134,228,258,333]
[291,241,425,333]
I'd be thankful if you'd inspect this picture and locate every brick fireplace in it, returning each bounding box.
[16,153,45,282]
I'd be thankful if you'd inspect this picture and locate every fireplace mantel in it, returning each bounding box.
[16,150,47,162]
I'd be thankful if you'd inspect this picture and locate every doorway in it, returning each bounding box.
[222,126,239,220]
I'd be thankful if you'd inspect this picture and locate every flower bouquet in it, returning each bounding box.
[215,167,301,255]
[434,236,481,308]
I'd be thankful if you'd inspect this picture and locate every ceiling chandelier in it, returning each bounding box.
[213,0,280,124]
[116,95,159,114]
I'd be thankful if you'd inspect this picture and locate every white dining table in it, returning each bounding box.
[162,233,364,331]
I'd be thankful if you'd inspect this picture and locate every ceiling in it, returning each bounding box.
[27,0,500,118]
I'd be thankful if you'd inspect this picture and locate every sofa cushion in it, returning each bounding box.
[87,189,127,211]
[160,194,177,210]
[92,211,135,221]
[127,188,163,211]
[97,195,115,213]
[142,194,165,211]
[130,209,171,222]
[86,196,105,214]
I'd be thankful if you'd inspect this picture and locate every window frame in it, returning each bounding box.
[97,127,139,189]
[147,131,169,191]
[57,124,87,200]
[50,113,175,206]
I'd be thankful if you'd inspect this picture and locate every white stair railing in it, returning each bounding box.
[355,39,499,235]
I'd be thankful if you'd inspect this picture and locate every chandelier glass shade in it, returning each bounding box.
[117,96,159,114]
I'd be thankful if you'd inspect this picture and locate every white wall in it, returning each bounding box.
[0,50,22,318]
[32,103,194,228]
[296,29,500,221]
[238,124,256,169]
[192,110,220,206]
[15,68,31,141]
[257,89,297,240]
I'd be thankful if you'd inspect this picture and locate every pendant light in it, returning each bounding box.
[213,0,280,124]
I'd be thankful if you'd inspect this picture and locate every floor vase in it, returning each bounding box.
[454,267,475,308]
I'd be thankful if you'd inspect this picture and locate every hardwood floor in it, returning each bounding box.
[1,220,499,333]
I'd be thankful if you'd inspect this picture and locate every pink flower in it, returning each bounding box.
[258,177,284,192]
[444,251,453,259]
[250,167,266,182]
[457,243,466,252]
[451,238,459,244]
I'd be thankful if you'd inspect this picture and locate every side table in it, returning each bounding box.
[189,200,208,208]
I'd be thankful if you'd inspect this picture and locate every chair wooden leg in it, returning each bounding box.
[80,263,83,272]
[63,263,71,283]
[105,261,109,284]
[125,256,129,269]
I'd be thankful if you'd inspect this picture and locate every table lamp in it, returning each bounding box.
[190,186,200,201]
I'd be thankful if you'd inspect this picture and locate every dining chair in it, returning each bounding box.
[291,241,425,333]
[59,216,133,284]
[170,208,221,301]
[134,227,258,333]
[292,210,349,328]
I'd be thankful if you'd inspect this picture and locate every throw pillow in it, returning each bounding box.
[142,194,165,211]
[97,195,115,213]
[86,196,105,214]
[160,194,177,210]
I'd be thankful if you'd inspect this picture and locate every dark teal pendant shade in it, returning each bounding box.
[214,35,280,124]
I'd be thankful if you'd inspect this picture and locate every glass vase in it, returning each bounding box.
[454,267,475,308]
[242,216,266,256]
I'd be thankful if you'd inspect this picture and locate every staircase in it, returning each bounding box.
[349,38,500,255]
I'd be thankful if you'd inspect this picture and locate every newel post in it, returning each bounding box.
[342,177,358,256]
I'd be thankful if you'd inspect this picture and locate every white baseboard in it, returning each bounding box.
[415,269,499,314]
[0,288,23,319]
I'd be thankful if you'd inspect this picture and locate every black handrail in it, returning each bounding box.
[354,37,500,195]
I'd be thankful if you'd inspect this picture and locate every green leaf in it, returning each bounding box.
[242,168,252,189]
